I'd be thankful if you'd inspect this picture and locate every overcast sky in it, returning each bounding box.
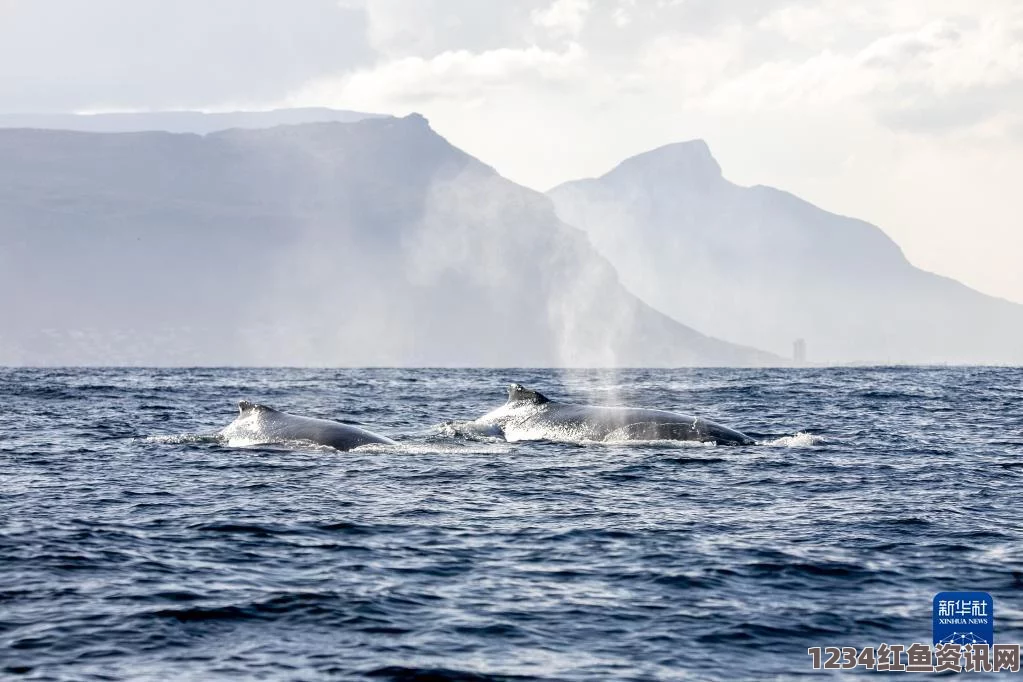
[2,0,1021,303]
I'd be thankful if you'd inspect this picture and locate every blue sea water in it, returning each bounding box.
[1,366,1022,681]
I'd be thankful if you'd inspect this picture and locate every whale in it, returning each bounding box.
[220,401,395,451]
[467,384,755,445]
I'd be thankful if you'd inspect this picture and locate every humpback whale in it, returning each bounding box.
[469,384,755,445]
[220,401,395,451]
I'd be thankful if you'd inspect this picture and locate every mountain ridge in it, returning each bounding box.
[0,107,384,135]
[0,115,779,367]
[602,139,723,182]
[548,139,1023,364]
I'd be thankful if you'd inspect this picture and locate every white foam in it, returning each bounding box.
[222,435,280,448]
[137,434,220,445]
[434,421,506,442]
[141,433,337,452]
[760,432,825,447]
[351,442,512,455]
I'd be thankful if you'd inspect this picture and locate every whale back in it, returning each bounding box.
[238,400,278,416]
[604,417,754,445]
[224,401,394,450]
[507,383,550,405]
[488,384,754,445]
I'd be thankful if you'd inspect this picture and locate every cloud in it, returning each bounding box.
[4,0,1017,140]
[355,0,540,58]
[611,0,635,28]
[875,83,1023,135]
[290,42,587,108]
[531,0,591,38]
[0,0,372,111]
[1,0,1022,302]
[637,7,1023,135]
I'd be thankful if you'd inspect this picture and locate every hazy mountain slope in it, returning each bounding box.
[0,108,381,135]
[548,141,1023,364]
[0,116,776,366]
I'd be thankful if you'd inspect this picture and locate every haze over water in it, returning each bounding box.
[2,366,1021,680]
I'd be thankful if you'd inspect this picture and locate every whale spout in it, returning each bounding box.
[507,383,550,405]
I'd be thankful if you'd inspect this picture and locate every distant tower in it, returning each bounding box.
[793,338,807,365]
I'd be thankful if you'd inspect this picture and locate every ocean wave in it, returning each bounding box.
[7,366,1021,681]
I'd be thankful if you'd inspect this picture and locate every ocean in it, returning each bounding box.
[2,367,1021,680]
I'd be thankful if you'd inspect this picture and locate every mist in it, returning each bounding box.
[3,109,1019,367]
[0,112,773,367]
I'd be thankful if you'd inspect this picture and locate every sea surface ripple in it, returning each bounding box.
[1,367,1022,681]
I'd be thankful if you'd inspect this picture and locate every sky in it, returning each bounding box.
[1,0,1021,304]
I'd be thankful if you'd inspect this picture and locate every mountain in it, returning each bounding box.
[0,116,777,366]
[0,108,381,135]
[548,141,1023,364]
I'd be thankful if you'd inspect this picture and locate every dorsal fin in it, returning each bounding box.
[238,400,273,415]
[507,383,550,405]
